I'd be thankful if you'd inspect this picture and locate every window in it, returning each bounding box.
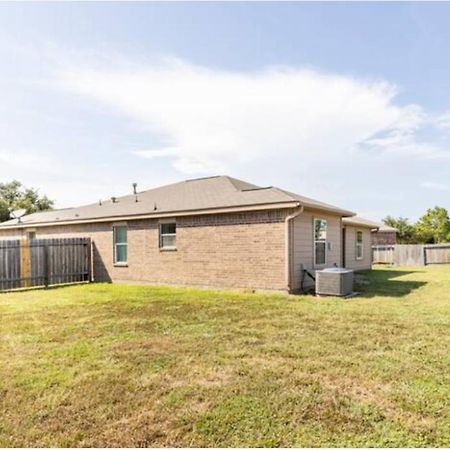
[314,219,327,265]
[159,223,176,249]
[356,230,363,260]
[113,226,127,264]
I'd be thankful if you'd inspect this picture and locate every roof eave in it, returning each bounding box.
[343,219,380,230]
[303,204,355,217]
[0,201,302,229]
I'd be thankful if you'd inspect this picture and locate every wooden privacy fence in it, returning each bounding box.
[0,238,92,291]
[372,245,395,265]
[372,244,450,266]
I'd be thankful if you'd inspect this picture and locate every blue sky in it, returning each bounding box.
[1,2,450,221]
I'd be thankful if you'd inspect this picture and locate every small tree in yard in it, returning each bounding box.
[415,206,450,244]
[0,180,53,222]
[383,216,417,244]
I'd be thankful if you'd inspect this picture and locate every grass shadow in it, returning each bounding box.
[0,280,95,294]
[355,269,427,298]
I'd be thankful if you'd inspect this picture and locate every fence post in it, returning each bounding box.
[423,246,427,266]
[43,243,50,288]
[20,236,31,288]
[88,239,93,282]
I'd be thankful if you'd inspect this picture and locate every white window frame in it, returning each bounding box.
[356,230,364,260]
[113,225,128,265]
[159,222,177,250]
[314,218,328,266]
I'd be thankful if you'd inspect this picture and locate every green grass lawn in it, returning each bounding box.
[1,266,450,447]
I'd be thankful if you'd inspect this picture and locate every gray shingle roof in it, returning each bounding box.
[0,175,355,228]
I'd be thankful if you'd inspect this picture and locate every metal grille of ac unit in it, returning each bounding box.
[316,268,354,296]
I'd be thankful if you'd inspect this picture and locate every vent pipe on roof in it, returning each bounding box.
[99,200,102,206]
[133,183,139,202]
[111,197,117,203]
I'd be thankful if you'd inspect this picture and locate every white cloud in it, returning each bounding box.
[421,181,450,191]
[58,60,439,176]
[0,149,58,173]
[354,103,450,160]
[435,110,450,130]
[50,58,450,219]
[359,128,450,160]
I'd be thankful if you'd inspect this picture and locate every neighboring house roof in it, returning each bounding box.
[0,175,355,228]
[343,216,399,232]
[342,216,381,230]
[378,224,398,233]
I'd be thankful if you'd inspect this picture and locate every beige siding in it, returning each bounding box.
[0,210,288,291]
[291,211,342,291]
[344,226,372,271]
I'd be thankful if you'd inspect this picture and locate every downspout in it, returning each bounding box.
[285,204,304,293]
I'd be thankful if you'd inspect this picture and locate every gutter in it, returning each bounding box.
[285,204,304,293]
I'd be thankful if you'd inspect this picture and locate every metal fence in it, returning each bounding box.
[372,244,450,266]
[0,238,91,291]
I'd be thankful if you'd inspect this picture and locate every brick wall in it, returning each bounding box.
[0,209,290,291]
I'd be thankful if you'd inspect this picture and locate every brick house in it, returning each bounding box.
[0,176,374,292]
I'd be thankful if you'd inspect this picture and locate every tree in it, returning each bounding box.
[0,180,53,222]
[382,215,417,243]
[415,206,450,244]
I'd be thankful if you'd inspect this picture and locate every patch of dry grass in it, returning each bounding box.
[1,266,450,447]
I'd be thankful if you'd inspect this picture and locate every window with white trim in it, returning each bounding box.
[356,230,363,260]
[159,223,176,249]
[314,219,327,265]
[113,225,128,264]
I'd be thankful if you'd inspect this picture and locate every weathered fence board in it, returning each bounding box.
[425,244,450,265]
[395,245,425,266]
[0,240,21,290]
[0,238,91,291]
[373,244,450,266]
[372,245,395,265]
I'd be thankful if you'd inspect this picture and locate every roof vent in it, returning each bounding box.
[111,197,117,203]
[153,202,157,211]
[132,182,138,195]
